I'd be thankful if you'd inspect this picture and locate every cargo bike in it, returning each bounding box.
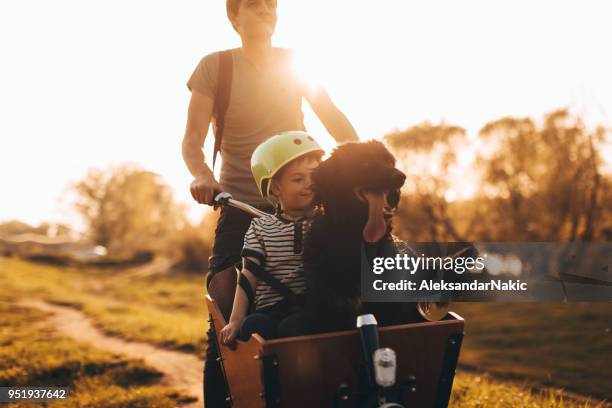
[206,193,465,408]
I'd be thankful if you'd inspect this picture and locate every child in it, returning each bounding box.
[220,131,323,344]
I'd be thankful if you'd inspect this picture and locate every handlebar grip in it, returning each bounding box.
[212,189,222,208]
[212,190,233,210]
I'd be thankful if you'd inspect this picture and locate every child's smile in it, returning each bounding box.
[271,157,320,212]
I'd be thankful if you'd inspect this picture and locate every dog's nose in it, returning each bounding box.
[391,169,406,188]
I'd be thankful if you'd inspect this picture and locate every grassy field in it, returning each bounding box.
[0,300,192,407]
[450,371,607,408]
[0,257,208,356]
[1,257,610,407]
[452,303,612,401]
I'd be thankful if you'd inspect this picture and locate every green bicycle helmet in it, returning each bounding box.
[251,131,324,201]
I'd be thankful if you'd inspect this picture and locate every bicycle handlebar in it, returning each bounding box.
[213,191,270,218]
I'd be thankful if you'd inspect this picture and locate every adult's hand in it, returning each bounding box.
[190,172,223,205]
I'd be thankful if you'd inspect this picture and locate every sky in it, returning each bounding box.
[1,0,611,229]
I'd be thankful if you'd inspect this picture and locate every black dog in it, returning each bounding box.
[304,141,422,333]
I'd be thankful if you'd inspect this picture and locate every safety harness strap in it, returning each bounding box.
[242,258,300,304]
[238,271,255,307]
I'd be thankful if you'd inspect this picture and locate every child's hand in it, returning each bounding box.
[220,321,240,345]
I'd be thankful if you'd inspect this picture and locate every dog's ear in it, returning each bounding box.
[311,157,336,207]
[311,143,358,207]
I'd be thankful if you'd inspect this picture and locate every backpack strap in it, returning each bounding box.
[212,49,233,170]
[241,258,301,305]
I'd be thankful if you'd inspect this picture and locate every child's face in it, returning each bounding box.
[232,0,277,40]
[271,157,319,212]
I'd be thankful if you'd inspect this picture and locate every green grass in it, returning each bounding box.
[1,257,611,406]
[452,302,612,401]
[0,257,208,356]
[0,299,193,407]
[450,371,609,408]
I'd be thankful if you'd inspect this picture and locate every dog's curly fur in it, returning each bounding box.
[304,141,421,332]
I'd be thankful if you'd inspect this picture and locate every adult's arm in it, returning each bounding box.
[305,88,359,143]
[182,89,222,204]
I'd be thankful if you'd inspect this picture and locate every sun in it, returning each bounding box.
[288,49,348,154]
[289,48,326,98]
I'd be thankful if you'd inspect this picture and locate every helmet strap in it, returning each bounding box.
[269,190,313,219]
[278,206,313,220]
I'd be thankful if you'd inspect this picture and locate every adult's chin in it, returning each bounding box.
[258,21,276,37]
[244,24,275,40]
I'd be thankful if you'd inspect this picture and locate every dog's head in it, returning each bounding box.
[311,141,406,239]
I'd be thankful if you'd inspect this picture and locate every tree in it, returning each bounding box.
[73,165,186,256]
[384,109,610,243]
[0,220,40,236]
[385,122,470,241]
[175,210,219,273]
[476,109,608,241]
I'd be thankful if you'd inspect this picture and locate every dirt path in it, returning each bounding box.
[18,298,203,408]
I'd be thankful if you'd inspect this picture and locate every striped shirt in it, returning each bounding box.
[241,214,310,310]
